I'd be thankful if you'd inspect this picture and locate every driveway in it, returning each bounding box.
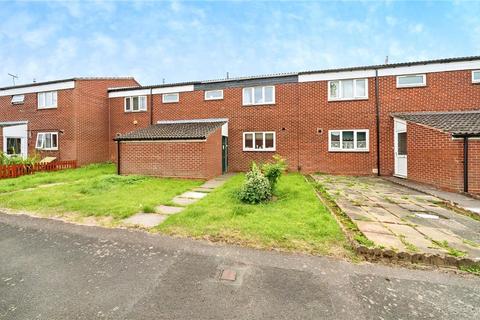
[1,213,480,319]
[313,175,480,261]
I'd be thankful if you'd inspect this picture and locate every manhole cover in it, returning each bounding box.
[415,213,440,219]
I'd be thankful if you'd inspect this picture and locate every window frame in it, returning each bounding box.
[162,93,180,104]
[472,70,480,84]
[37,91,58,109]
[5,137,22,155]
[242,86,275,106]
[327,79,368,101]
[204,89,224,101]
[396,74,427,88]
[124,96,147,113]
[35,132,59,151]
[243,131,276,152]
[328,129,369,152]
[11,94,25,105]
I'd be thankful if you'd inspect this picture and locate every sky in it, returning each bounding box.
[0,0,479,87]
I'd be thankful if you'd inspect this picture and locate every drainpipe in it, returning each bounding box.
[149,88,154,125]
[463,136,469,193]
[375,69,381,176]
[117,141,121,175]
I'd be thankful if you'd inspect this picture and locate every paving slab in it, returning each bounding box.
[123,213,167,228]
[364,207,404,224]
[172,196,199,206]
[387,224,441,254]
[192,187,214,193]
[155,205,184,215]
[356,221,393,235]
[180,191,208,199]
[362,231,406,250]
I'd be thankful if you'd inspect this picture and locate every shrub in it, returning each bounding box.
[261,155,287,192]
[238,162,272,204]
[0,152,40,166]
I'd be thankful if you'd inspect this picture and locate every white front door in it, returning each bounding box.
[394,119,407,178]
[3,124,28,158]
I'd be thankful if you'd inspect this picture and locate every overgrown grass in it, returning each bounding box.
[157,173,349,256]
[0,163,201,219]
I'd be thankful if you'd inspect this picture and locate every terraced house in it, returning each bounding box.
[1,56,479,195]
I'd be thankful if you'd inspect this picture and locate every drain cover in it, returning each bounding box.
[220,269,237,281]
[415,213,440,219]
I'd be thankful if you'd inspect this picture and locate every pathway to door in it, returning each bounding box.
[313,174,480,263]
[122,174,235,228]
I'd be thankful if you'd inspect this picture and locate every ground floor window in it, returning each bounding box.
[328,129,369,152]
[36,132,58,150]
[243,131,275,151]
[6,137,21,155]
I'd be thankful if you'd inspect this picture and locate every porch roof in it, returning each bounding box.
[0,121,28,127]
[114,119,226,141]
[392,110,480,137]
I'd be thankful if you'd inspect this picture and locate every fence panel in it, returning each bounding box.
[0,161,77,179]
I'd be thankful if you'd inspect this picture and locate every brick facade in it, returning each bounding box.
[118,128,222,179]
[406,122,480,195]
[0,78,138,165]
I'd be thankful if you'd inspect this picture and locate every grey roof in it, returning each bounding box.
[392,110,480,136]
[108,55,480,92]
[114,120,226,141]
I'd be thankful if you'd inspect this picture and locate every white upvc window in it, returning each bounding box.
[396,74,426,88]
[472,70,480,84]
[243,131,276,151]
[35,132,58,150]
[162,93,179,103]
[37,91,58,109]
[204,89,224,100]
[328,130,369,152]
[124,96,147,112]
[11,94,25,105]
[242,86,275,106]
[328,79,368,101]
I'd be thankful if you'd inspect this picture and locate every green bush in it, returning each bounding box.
[0,152,40,165]
[261,155,287,192]
[238,163,272,204]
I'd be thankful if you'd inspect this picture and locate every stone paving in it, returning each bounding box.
[313,175,480,261]
[122,174,234,229]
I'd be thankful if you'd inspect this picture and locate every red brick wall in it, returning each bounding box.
[379,70,480,176]
[118,128,222,179]
[407,122,480,195]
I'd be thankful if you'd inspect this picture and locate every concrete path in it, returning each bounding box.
[313,175,480,261]
[1,212,479,320]
[123,174,235,228]
[386,176,480,215]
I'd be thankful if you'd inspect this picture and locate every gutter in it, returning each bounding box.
[374,69,381,176]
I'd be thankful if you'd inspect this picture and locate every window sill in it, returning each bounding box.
[205,98,224,101]
[36,148,59,151]
[243,103,276,107]
[243,149,276,152]
[37,107,58,110]
[162,101,179,104]
[328,97,368,102]
[328,149,369,153]
[124,110,147,113]
[396,84,427,89]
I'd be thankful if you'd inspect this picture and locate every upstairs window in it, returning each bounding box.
[396,74,426,88]
[125,96,147,112]
[473,70,480,84]
[36,132,58,150]
[11,94,25,105]
[328,79,368,101]
[162,93,179,103]
[243,132,276,151]
[204,90,224,100]
[329,130,369,152]
[38,91,58,109]
[243,86,275,106]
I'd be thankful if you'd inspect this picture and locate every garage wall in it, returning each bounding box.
[407,122,480,195]
[118,129,222,179]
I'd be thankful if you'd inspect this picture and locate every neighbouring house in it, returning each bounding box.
[0,77,138,165]
[391,111,480,195]
[1,56,479,195]
[114,119,227,179]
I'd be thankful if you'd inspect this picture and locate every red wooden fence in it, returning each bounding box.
[0,160,77,179]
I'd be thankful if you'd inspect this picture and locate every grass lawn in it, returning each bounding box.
[0,163,202,219]
[157,173,350,256]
